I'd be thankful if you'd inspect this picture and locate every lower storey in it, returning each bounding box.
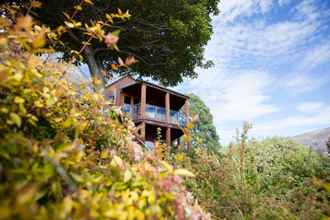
[135,122,183,148]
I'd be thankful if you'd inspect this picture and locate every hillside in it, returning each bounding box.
[291,127,330,156]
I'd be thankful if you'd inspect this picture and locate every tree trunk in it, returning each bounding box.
[84,46,105,90]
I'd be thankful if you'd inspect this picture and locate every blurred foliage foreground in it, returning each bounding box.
[0,11,210,220]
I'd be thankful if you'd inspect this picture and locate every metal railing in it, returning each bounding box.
[122,103,186,127]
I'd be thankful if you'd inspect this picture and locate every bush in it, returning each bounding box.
[0,11,209,220]
[172,135,330,220]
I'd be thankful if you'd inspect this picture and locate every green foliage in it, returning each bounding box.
[0,12,210,220]
[188,94,220,152]
[8,0,219,86]
[172,134,330,219]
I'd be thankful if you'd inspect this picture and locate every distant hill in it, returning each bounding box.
[291,127,330,157]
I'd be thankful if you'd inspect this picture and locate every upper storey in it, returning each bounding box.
[105,75,189,128]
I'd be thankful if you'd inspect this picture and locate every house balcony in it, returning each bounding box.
[122,103,187,127]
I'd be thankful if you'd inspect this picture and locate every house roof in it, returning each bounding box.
[106,75,189,99]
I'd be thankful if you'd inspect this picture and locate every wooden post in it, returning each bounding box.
[140,122,146,141]
[115,89,121,106]
[140,83,146,119]
[165,92,170,123]
[166,127,171,146]
[120,93,125,106]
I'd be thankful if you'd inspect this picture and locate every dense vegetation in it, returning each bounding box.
[0,7,210,220]
[172,124,330,219]
[10,0,219,86]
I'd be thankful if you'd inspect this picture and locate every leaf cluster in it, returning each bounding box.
[0,13,210,220]
[170,136,330,219]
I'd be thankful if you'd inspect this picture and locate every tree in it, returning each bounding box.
[8,0,219,86]
[188,93,220,151]
[327,137,330,155]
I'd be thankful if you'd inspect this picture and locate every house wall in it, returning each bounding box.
[105,75,136,105]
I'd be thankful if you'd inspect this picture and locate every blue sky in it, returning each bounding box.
[174,0,330,144]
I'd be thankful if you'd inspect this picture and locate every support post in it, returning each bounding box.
[166,127,171,146]
[165,92,170,123]
[140,83,146,119]
[140,122,146,141]
[115,89,121,106]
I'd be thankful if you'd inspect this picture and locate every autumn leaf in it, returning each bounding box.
[15,16,33,32]
[104,33,119,47]
[125,56,138,66]
[31,0,42,8]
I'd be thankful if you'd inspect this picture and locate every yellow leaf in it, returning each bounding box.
[160,161,173,172]
[33,32,46,49]
[62,118,74,128]
[174,169,195,177]
[17,184,37,204]
[100,150,109,159]
[84,0,94,5]
[10,113,21,127]
[64,21,75,28]
[186,122,194,129]
[14,96,25,104]
[0,107,8,113]
[63,196,73,215]
[124,170,132,182]
[74,5,83,11]
[113,155,124,168]
[322,183,330,192]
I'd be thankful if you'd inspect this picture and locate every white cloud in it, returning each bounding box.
[177,70,279,144]
[278,0,291,7]
[219,0,276,23]
[178,0,330,144]
[298,42,330,71]
[296,101,325,113]
[259,0,274,13]
[283,73,329,94]
[252,105,330,137]
[210,71,278,123]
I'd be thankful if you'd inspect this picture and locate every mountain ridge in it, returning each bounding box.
[290,127,330,156]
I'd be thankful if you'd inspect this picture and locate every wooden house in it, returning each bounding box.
[105,75,189,148]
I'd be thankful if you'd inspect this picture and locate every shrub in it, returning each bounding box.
[0,10,209,220]
[172,132,330,219]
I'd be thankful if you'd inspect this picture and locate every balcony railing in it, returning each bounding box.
[122,103,186,127]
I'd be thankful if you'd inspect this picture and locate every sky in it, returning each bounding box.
[174,0,330,144]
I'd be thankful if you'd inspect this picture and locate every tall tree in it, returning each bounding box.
[188,93,220,151]
[9,0,219,86]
